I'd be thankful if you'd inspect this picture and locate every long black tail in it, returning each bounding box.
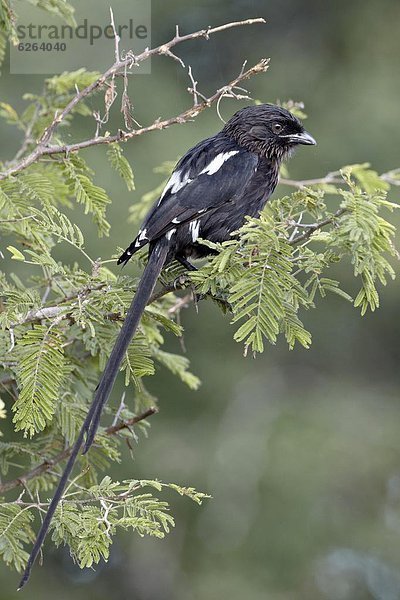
[18,239,169,590]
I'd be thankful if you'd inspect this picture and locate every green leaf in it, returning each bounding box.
[45,69,100,95]
[0,102,19,124]
[6,246,25,261]
[343,163,390,193]
[107,143,135,191]
[122,334,155,387]
[153,349,200,390]
[14,0,77,29]
[0,504,35,572]
[63,155,111,236]
[13,325,69,436]
[0,31,6,72]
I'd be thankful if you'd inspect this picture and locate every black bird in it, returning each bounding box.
[19,103,316,588]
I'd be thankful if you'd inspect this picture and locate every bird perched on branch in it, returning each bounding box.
[19,103,316,588]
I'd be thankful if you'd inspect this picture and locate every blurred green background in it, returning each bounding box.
[1,0,400,598]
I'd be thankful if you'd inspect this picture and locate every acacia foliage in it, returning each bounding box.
[0,7,399,573]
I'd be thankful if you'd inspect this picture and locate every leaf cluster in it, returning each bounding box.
[190,164,398,353]
[0,477,209,571]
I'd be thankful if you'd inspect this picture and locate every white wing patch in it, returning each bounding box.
[200,151,239,176]
[158,169,192,205]
[157,151,239,207]
[166,228,176,240]
[189,219,201,242]
[134,228,148,247]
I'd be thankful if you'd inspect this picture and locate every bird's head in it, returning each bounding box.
[222,103,316,161]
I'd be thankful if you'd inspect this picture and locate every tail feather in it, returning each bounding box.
[117,237,147,266]
[18,238,169,590]
[83,239,168,452]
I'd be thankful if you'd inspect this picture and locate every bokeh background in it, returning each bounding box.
[1,0,400,598]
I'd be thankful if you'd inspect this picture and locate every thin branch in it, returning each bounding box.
[6,269,193,333]
[0,376,16,387]
[280,168,400,189]
[111,392,126,427]
[280,171,342,188]
[0,215,35,223]
[288,211,303,242]
[381,169,400,186]
[168,292,193,315]
[8,273,185,329]
[161,47,186,68]
[289,207,347,245]
[0,18,267,181]
[187,65,199,105]
[8,282,108,329]
[109,7,120,63]
[105,406,158,435]
[149,280,186,304]
[0,407,158,494]
[3,59,269,169]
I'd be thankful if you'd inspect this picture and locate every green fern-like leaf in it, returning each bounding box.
[153,349,200,390]
[107,143,135,191]
[0,504,35,572]
[122,334,155,386]
[0,31,7,72]
[0,283,41,328]
[325,171,398,314]
[45,68,100,95]
[13,325,68,436]
[32,204,85,249]
[63,155,111,236]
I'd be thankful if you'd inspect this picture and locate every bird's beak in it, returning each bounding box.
[282,131,317,146]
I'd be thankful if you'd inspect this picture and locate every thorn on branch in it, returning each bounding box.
[187,65,199,106]
[160,45,186,68]
[112,391,126,427]
[109,7,120,63]
[239,60,247,77]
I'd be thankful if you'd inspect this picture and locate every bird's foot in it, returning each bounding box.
[173,273,190,290]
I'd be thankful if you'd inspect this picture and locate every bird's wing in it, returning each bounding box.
[134,145,258,248]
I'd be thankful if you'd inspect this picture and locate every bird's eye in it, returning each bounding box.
[272,123,283,134]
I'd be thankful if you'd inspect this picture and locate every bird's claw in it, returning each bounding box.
[173,274,190,289]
